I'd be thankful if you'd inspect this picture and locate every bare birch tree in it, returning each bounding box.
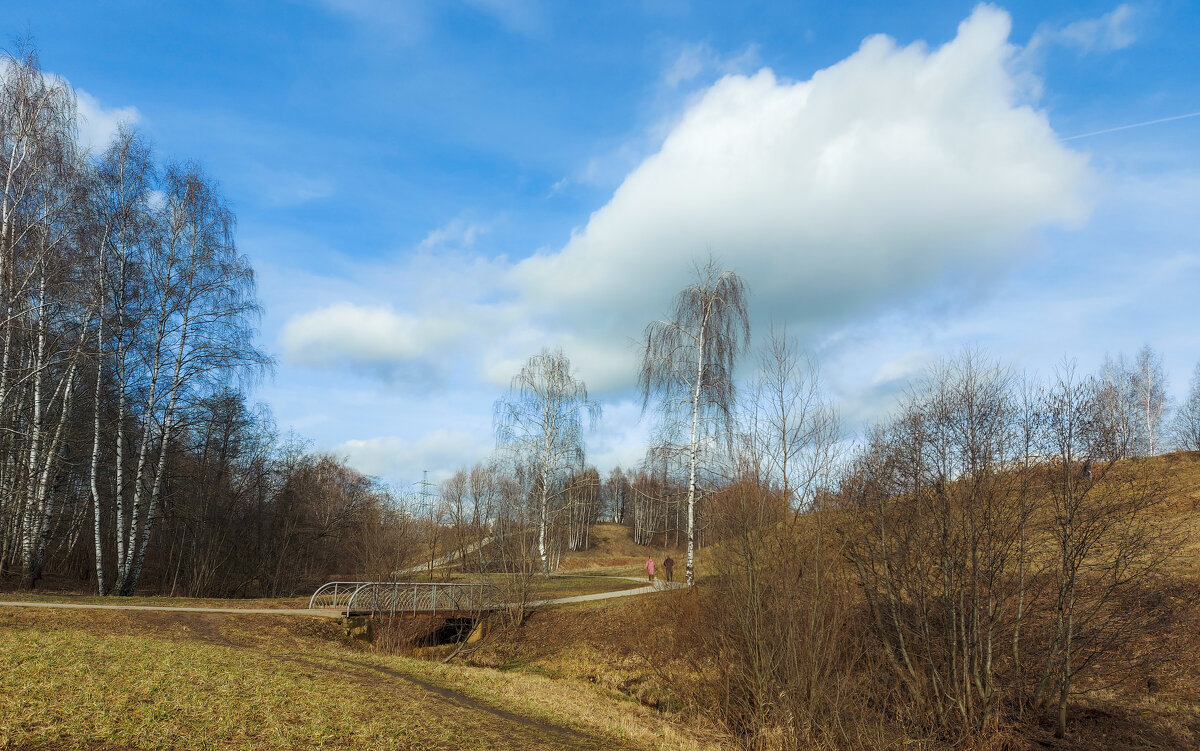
[1173,360,1200,451]
[639,260,748,585]
[494,348,599,574]
[85,126,151,594]
[1131,343,1167,456]
[0,46,88,588]
[108,163,265,595]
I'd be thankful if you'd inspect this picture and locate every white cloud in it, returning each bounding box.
[281,5,1092,403]
[74,88,141,154]
[2,62,140,155]
[1056,4,1137,52]
[418,217,491,251]
[336,430,492,484]
[280,303,468,380]
[509,5,1088,383]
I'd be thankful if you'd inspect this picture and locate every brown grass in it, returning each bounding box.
[0,603,721,750]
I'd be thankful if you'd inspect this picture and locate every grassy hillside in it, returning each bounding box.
[0,604,719,750]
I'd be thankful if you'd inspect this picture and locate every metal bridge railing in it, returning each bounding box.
[308,581,504,618]
[308,581,372,612]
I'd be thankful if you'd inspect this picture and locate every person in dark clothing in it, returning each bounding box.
[663,556,675,583]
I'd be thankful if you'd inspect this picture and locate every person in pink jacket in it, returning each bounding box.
[644,556,657,582]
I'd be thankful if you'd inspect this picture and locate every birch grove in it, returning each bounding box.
[0,47,392,596]
[494,348,599,574]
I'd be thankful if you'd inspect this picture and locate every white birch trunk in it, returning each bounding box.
[685,312,707,587]
[19,271,47,586]
[89,240,107,594]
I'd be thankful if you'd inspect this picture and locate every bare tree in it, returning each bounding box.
[1094,353,1136,459]
[1131,344,1167,456]
[1036,361,1178,738]
[1173,361,1200,451]
[84,126,151,594]
[639,260,748,585]
[0,45,87,588]
[108,163,266,595]
[744,326,840,511]
[494,348,599,574]
[602,466,629,524]
[844,351,1031,733]
[700,330,843,744]
[1094,346,1168,459]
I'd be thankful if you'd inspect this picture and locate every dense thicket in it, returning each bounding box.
[685,348,1194,749]
[0,47,411,596]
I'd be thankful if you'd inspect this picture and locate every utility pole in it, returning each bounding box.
[419,469,434,514]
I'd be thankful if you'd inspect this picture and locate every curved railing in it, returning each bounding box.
[309,581,504,617]
[308,581,372,611]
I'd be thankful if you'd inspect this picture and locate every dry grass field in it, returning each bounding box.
[0,601,720,751]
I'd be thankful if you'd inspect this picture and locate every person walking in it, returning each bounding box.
[663,556,675,583]
[644,555,657,583]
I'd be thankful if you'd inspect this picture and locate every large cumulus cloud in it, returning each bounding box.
[282,5,1091,395]
[512,5,1088,336]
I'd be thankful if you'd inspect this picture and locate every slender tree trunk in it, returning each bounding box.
[685,316,706,587]
[27,358,77,586]
[20,272,47,588]
[89,260,106,594]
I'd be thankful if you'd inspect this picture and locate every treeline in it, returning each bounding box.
[0,48,415,597]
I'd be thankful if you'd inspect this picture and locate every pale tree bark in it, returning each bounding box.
[110,163,265,595]
[86,128,150,594]
[639,259,748,586]
[494,348,599,576]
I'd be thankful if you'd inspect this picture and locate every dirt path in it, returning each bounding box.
[340,658,634,749]
[0,600,343,617]
[393,536,496,575]
[0,578,687,616]
[529,579,686,607]
[270,652,630,749]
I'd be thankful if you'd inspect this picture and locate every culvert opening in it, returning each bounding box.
[364,614,482,650]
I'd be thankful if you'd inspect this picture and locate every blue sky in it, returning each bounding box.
[11,1,1199,488]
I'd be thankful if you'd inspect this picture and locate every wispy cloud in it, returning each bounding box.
[1056,4,1137,52]
[336,429,493,484]
[1025,3,1139,58]
[663,42,761,88]
[417,217,491,251]
[262,172,335,207]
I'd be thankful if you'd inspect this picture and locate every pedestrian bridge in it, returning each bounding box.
[308,581,505,618]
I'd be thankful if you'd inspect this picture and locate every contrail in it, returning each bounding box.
[1062,110,1200,141]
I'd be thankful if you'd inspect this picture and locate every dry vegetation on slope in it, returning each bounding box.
[3,455,1200,751]
[0,604,720,751]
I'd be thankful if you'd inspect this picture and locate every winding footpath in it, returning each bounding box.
[0,576,686,618]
